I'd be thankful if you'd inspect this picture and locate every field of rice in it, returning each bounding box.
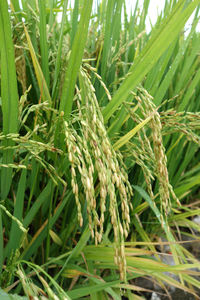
[0,0,200,299]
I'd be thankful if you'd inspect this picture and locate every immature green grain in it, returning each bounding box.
[84,63,112,101]
[137,87,180,215]
[161,110,200,145]
[127,142,155,200]
[64,121,83,228]
[124,102,155,201]
[0,163,26,169]
[0,205,27,233]
[82,69,133,279]
[124,87,181,219]
[0,123,68,189]
[63,67,133,280]
[16,269,37,299]
[39,275,59,300]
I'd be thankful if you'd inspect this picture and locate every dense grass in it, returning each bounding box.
[0,0,200,299]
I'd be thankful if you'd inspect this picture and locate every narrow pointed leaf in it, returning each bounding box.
[59,0,93,118]
[24,25,52,106]
[0,0,19,199]
[103,0,199,123]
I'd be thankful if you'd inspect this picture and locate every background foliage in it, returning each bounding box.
[0,0,200,299]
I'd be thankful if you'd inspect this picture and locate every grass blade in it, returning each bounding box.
[52,0,68,99]
[5,164,27,258]
[113,114,153,150]
[10,0,21,13]
[38,0,50,88]
[0,210,3,273]
[103,0,199,123]
[0,0,19,199]
[23,25,52,106]
[59,0,93,118]
[154,17,199,105]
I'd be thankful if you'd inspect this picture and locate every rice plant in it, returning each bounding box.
[0,0,200,299]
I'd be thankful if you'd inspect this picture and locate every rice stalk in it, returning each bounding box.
[61,67,133,280]
[125,87,180,219]
[1,0,200,297]
[161,110,200,145]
